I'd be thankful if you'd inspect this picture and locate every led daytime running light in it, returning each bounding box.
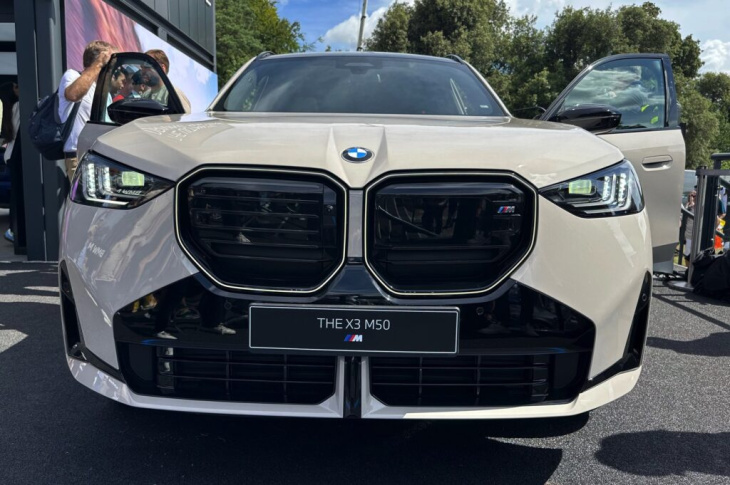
[539,160,644,218]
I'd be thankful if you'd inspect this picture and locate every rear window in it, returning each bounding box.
[214,55,504,117]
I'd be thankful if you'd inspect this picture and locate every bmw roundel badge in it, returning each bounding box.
[342,147,374,163]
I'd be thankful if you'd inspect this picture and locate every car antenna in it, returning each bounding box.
[446,54,465,64]
[257,51,275,60]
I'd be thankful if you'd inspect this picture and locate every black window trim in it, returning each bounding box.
[541,53,680,133]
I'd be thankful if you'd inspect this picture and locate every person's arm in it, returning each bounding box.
[11,102,20,137]
[64,50,112,102]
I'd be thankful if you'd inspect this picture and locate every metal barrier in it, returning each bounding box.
[671,153,730,292]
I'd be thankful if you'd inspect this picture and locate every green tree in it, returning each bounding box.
[696,72,730,161]
[216,0,263,87]
[697,72,730,119]
[366,2,413,52]
[544,6,621,82]
[676,76,721,168]
[367,0,511,75]
[216,0,308,87]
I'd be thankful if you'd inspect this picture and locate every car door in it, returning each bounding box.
[77,52,185,158]
[542,54,685,273]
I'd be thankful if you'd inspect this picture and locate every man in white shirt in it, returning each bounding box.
[58,40,116,181]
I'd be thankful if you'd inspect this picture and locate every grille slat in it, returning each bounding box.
[371,381,548,387]
[371,365,546,371]
[163,376,334,385]
[196,247,336,264]
[193,238,327,250]
[178,170,345,291]
[189,194,322,204]
[192,208,320,219]
[192,224,320,235]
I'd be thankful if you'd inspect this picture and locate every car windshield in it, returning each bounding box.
[214,55,504,117]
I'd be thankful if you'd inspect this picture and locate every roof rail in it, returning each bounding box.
[446,54,465,64]
[257,51,275,60]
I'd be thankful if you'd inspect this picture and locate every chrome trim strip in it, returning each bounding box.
[174,166,348,294]
[363,171,539,297]
[347,190,364,259]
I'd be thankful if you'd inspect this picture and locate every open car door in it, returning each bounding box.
[77,52,185,158]
[541,53,685,273]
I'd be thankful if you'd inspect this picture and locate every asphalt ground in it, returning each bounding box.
[0,263,728,484]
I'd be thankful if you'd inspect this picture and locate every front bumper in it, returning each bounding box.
[60,187,652,418]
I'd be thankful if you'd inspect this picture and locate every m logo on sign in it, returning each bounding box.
[497,206,516,214]
[344,334,363,342]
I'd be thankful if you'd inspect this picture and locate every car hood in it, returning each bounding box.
[92,112,624,189]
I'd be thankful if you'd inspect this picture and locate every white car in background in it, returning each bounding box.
[60,51,684,419]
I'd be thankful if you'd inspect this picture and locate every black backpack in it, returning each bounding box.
[27,89,80,160]
[692,249,730,300]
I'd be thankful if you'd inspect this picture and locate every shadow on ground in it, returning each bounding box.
[596,430,730,479]
[648,332,730,357]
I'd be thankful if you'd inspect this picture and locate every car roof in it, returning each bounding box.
[257,51,460,65]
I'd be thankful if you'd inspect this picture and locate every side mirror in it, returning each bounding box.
[511,106,547,120]
[107,98,169,125]
[549,104,621,134]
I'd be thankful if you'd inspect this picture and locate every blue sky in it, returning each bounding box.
[277,0,730,72]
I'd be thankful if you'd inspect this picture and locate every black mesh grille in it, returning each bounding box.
[370,353,587,407]
[366,174,535,294]
[178,170,345,291]
[119,344,338,405]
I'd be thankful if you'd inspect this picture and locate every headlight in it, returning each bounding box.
[70,152,173,209]
[539,160,644,217]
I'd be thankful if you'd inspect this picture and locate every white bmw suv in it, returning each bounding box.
[60,51,684,419]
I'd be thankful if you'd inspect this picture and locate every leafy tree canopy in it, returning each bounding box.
[216,0,308,87]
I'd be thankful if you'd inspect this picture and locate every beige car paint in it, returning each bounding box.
[88,113,624,189]
[511,197,652,378]
[600,129,686,272]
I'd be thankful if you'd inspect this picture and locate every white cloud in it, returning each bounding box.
[323,0,417,50]
[506,0,566,20]
[701,39,730,73]
[323,6,390,49]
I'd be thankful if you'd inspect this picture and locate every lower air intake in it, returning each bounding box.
[369,353,588,407]
[119,344,338,405]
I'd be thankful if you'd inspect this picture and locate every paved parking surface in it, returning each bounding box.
[0,263,728,484]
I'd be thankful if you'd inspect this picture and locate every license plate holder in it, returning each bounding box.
[249,304,459,355]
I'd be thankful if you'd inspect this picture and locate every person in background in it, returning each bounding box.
[0,82,19,242]
[683,190,696,265]
[143,49,192,113]
[59,40,116,181]
[111,66,136,103]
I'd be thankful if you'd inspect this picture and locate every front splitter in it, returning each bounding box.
[68,356,641,419]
